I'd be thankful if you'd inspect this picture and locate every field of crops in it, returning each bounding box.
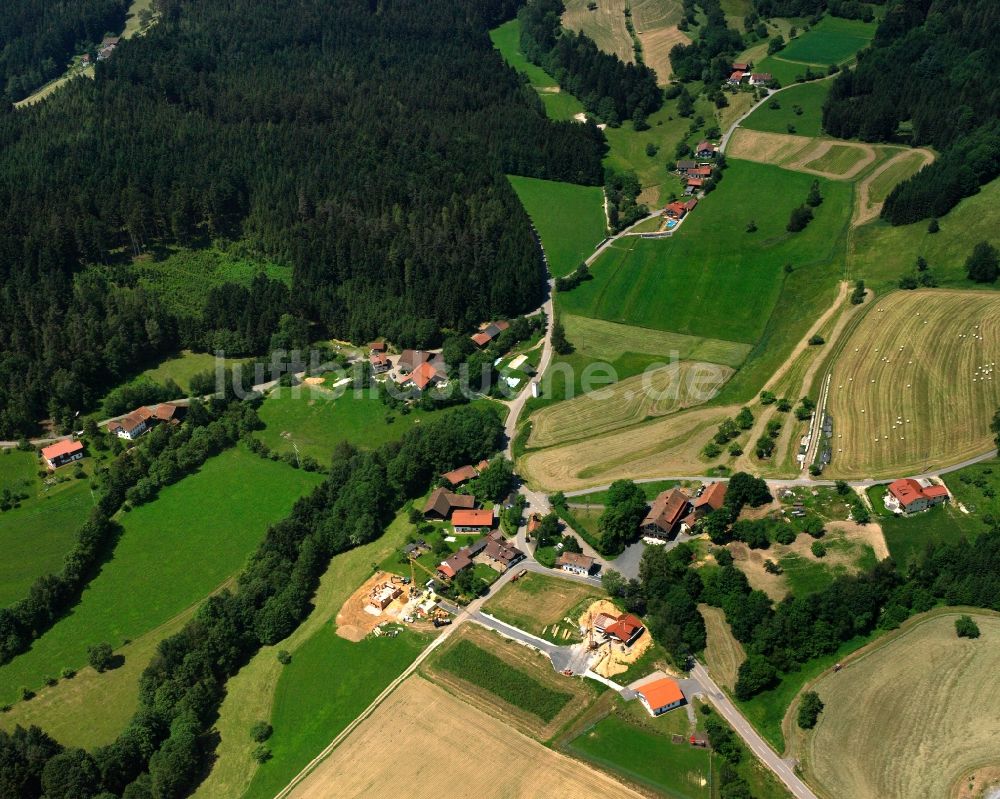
[508,175,607,277]
[726,130,884,181]
[529,360,734,447]
[0,446,322,706]
[803,611,1000,799]
[436,638,573,723]
[559,160,852,344]
[826,290,1000,478]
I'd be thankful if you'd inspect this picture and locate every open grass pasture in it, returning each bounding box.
[0,446,322,705]
[802,611,1000,799]
[281,676,644,799]
[242,627,431,799]
[559,160,852,344]
[778,16,876,66]
[255,388,453,464]
[529,360,734,447]
[826,290,1000,478]
[484,571,601,643]
[850,176,1000,292]
[740,80,831,138]
[508,175,607,277]
[870,496,981,569]
[0,479,95,607]
[568,710,712,799]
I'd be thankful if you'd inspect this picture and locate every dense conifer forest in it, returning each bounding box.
[0,0,128,103]
[823,0,1000,224]
[0,0,605,437]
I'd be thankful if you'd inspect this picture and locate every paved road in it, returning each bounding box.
[690,661,818,799]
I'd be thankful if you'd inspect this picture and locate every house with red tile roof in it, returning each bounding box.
[41,440,84,469]
[728,70,746,84]
[441,464,479,486]
[404,360,444,391]
[885,479,949,514]
[749,72,772,86]
[107,406,154,440]
[470,320,510,348]
[641,488,691,540]
[635,677,685,716]
[370,352,391,374]
[452,508,494,533]
[693,482,728,517]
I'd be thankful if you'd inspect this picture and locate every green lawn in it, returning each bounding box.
[568,711,711,798]
[571,479,684,505]
[777,16,876,66]
[873,495,983,568]
[490,19,558,90]
[0,480,95,607]
[138,350,245,393]
[779,538,876,597]
[559,160,852,345]
[741,80,831,138]
[0,446,323,704]
[804,143,868,174]
[242,627,431,799]
[850,176,1000,293]
[255,390,501,465]
[508,175,607,277]
[129,247,291,318]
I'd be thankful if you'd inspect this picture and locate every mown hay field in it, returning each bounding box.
[802,611,1000,799]
[563,0,635,64]
[726,129,883,181]
[287,676,645,799]
[520,404,736,491]
[528,360,734,447]
[826,290,1000,478]
[0,447,323,706]
[633,0,687,83]
[700,604,745,690]
[509,175,607,277]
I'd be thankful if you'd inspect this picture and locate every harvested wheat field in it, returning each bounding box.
[699,604,745,690]
[637,25,689,83]
[529,361,734,448]
[727,129,886,181]
[802,611,1000,799]
[520,404,737,491]
[826,290,1000,478]
[289,676,646,799]
[562,0,634,63]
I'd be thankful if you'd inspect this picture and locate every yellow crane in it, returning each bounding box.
[408,555,450,596]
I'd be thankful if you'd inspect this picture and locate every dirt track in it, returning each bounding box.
[853,148,935,227]
[288,676,646,799]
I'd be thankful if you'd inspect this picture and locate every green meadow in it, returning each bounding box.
[778,16,876,66]
[850,177,1000,293]
[490,19,558,90]
[741,80,831,138]
[559,160,852,345]
[0,446,322,704]
[508,175,607,277]
[242,627,431,799]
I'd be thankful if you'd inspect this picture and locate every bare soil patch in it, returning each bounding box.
[953,766,1000,799]
[578,599,653,678]
[334,571,409,642]
[288,675,645,799]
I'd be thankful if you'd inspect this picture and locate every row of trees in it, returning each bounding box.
[668,0,744,83]
[822,0,1000,224]
[0,404,505,798]
[0,0,606,438]
[0,400,259,667]
[518,0,662,123]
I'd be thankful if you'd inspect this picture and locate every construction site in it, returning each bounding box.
[335,566,452,642]
[577,600,654,679]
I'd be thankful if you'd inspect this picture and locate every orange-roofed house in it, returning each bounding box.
[885,479,950,514]
[442,464,478,486]
[452,508,494,533]
[693,481,728,519]
[635,677,685,716]
[404,360,443,392]
[41,440,84,469]
[107,406,154,440]
[665,201,688,219]
[688,166,713,179]
[641,488,691,540]
[603,613,645,646]
[728,70,745,84]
